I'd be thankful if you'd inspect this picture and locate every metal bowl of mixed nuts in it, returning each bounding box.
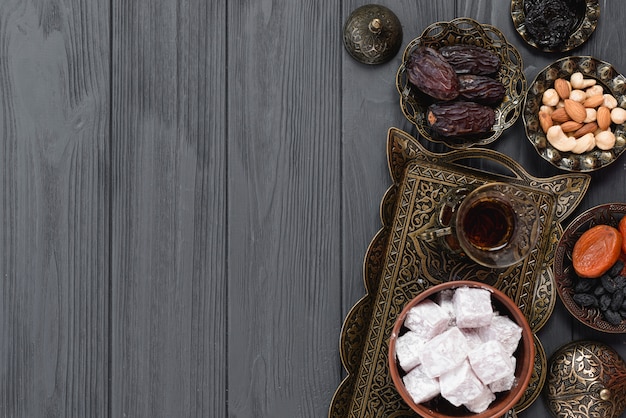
[553,203,626,333]
[396,18,526,149]
[523,56,626,172]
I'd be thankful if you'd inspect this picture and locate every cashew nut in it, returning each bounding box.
[571,133,596,154]
[542,88,560,106]
[585,85,604,98]
[546,125,577,152]
[595,129,616,150]
[603,94,618,109]
[570,72,596,89]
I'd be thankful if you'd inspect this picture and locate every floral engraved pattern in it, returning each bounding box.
[546,341,626,418]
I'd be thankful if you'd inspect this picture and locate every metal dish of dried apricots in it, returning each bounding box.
[523,56,626,172]
[395,18,526,149]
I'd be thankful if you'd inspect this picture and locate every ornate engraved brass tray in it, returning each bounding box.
[328,128,591,418]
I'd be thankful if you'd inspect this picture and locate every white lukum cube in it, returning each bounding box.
[468,340,515,385]
[489,356,517,393]
[395,331,426,372]
[464,385,496,414]
[435,288,456,320]
[439,359,485,407]
[478,313,522,355]
[404,298,450,339]
[452,286,494,328]
[419,326,469,378]
[402,365,441,405]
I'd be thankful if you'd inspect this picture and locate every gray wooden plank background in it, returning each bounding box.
[0,0,624,417]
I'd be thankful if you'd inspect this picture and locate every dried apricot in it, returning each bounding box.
[619,215,626,254]
[572,224,623,278]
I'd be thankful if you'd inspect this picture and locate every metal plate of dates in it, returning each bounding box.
[511,0,600,53]
[523,56,626,172]
[328,127,591,418]
[395,18,526,149]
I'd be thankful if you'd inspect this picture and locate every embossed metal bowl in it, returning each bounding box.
[395,18,526,149]
[545,340,626,418]
[523,56,626,172]
[511,0,600,52]
[388,281,535,418]
[553,203,626,333]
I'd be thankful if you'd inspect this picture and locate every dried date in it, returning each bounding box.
[458,75,506,105]
[427,101,495,137]
[438,45,500,75]
[406,47,459,101]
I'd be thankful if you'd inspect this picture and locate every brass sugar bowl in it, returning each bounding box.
[545,341,626,418]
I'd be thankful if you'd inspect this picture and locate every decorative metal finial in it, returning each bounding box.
[342,4,403,65]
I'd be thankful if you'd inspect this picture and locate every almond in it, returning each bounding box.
[597,106,611,130]
[583,95,605,108]
[539,110,553,133]
[573,122,598,138]
[554,78,571,100]
[551,107,571,123]
[564,99,587,123]
[560,120,583,133]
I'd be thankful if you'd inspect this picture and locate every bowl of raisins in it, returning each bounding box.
[553,203,626,333]
[395,18,526,149]
[511,0,599,53]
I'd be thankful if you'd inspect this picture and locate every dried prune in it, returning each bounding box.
[427,101,495,137]
[406,47,459,101]
[573,293,598,308]
[458,75,506,105]
[439,45,501,75]
[524,0,584,50]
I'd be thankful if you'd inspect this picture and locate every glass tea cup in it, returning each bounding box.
[419,182,540,268]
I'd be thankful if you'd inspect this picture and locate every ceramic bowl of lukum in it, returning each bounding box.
[395,17,526,149]
[388,281,535,418]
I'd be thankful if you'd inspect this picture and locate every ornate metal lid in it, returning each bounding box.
[545,340,626,418]
[342,4,402,65]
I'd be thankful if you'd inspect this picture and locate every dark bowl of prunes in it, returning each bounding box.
[553,203,626,333]
[511,0,600,52]
[395,17,526,149]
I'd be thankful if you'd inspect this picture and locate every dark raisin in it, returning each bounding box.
[574,278,595,293]
[600,294,612,311]
[608,260,625,277]
[406,47,459,101]
[438,45,500,75]
[612,291,625,312]
[573,293,598,308]
[457,75,506,105]
[594,286,607,296]
[427,101,495,137]
[601,274,618,293]
[620,310,626,319]
[614,275,626,290]
[604,310,623,326]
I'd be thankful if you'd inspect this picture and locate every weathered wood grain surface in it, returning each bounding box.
[0,0,624,417]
